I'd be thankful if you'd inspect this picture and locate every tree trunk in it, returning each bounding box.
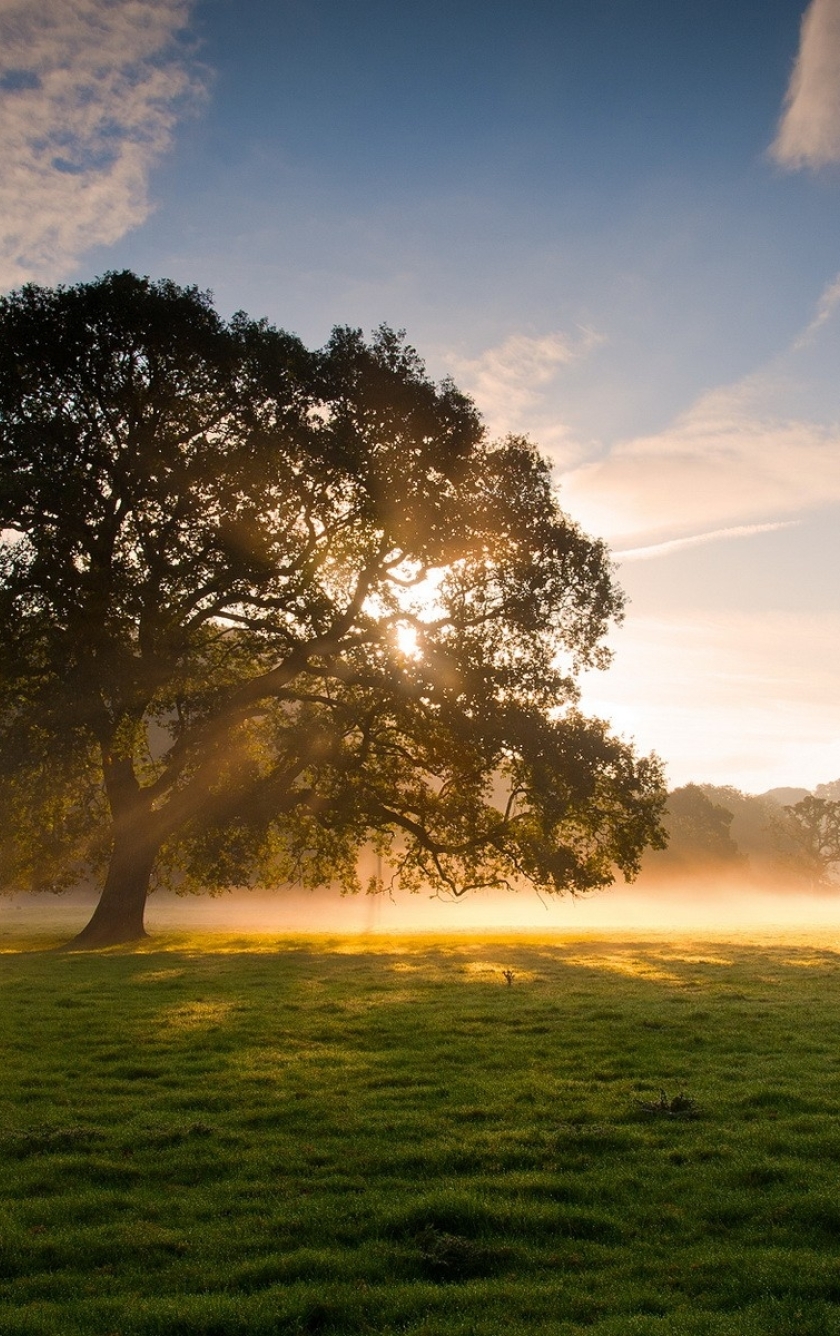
[64,824,160,949]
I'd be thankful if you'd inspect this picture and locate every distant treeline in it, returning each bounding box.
[640,780,840,888]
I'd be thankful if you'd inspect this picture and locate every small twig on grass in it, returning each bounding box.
[635,1089,700,1118]
[502,969,515,986]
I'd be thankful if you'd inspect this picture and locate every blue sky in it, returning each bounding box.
[2,0,840,792]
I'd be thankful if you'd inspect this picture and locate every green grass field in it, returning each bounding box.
[3,919,840,1335]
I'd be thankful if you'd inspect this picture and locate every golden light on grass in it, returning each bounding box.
[159,1000,236,1030]
[133,968,187,983]
[554,951,686,984]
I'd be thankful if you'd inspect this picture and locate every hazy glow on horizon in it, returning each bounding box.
[580,608,840,792]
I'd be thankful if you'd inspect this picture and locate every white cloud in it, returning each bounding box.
[770,0,840,170]
[0,0,206,289]
[560,373,840,546]
[449,327,603,459]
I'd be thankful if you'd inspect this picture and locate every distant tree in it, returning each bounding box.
[0,272,666,947]
[773,796,840,888]
[815,779,840,802]
[645,784,740,874]
[697,785,781,873]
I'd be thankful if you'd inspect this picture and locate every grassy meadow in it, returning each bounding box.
[3,912,840,1334]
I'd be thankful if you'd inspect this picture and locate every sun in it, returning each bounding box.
[395,622,421,658]
[385,566,448,661]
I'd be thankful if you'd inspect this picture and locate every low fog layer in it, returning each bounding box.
[145,880,840,935]
[5,878,838,941]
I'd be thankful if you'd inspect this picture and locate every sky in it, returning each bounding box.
[2,0,840,796]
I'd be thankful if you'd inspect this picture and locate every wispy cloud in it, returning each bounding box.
[0,0,206,289]
[561,372,840,546]
[449,328,603,459]
[614,521,799,563]
[769,0,840,170]
[795,270,840,344]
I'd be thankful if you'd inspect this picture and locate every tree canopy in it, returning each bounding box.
[0,271,666,946]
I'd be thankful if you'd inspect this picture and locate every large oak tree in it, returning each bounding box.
[0,272,665,946]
